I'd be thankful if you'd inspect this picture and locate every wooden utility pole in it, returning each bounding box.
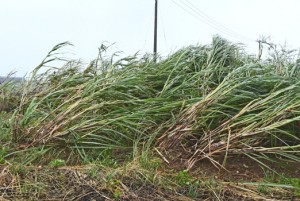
[154,0,158,59]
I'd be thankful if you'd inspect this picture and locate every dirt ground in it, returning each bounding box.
[190,156,300,181]
[0,155,299,201]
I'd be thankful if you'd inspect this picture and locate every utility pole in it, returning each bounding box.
[153,0,158,60]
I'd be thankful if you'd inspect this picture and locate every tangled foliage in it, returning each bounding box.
[8,37,300,168]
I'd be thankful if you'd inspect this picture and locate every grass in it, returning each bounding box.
[0,36,300,200]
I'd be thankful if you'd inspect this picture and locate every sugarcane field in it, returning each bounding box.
[1,1,300,200]
[1,36,300,200]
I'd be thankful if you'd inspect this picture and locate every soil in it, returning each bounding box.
[190,156,300,182]
[0,155,299,201]
[162,147,300,182]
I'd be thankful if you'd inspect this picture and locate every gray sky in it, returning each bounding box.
[1,0,300,76]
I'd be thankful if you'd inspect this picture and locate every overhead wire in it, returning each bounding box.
[169,0,256,43]
[158,2,169,52]
[170,0,235,39]
[142,11,152,53]
[183,0,255,42]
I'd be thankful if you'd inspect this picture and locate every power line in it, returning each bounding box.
[183,0,254,42]
[179,0,247,41]
[170,0,232,38]
[154,0,158,57]
[169,0,255,43]
[158,2,168,51]
[141,13,152,53]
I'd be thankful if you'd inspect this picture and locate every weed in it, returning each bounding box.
[263,170,300,196]
[9,164,26,175]
[49,159,66,168]
[175,170,192,186]
[113,189,123,199]
[0,146,8,164]
[86,165,100,179]
[257,185,269,195]
[103,170,123,199]
[279,175,300,196]
[187,180,200,198]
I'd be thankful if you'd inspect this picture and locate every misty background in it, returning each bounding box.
[1,0,299,76]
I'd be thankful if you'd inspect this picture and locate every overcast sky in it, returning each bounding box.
[1,0,300,76]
